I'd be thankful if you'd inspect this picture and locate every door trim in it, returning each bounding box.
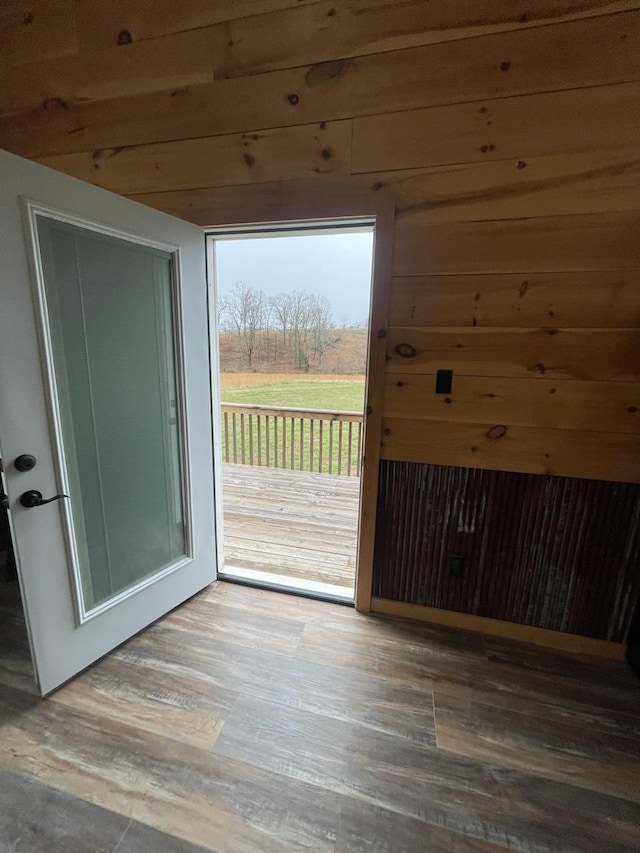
[203,193,395,612]
[205,234,225,577]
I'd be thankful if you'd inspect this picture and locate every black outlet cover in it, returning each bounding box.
[435,370,453,394]
[449,554,464,577]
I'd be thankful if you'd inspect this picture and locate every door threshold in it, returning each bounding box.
[218,565,354,605]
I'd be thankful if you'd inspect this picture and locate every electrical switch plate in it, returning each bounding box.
[435,370,453,394]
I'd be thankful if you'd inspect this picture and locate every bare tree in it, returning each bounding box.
[309,294,338,370]
[220,282,265,368]
[260,297,275,361]
[288,289,314,371]
[271,292,291,352]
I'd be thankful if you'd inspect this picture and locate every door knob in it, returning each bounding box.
[19,490,69,508]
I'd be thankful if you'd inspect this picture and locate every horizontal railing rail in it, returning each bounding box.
[221,403,363,477]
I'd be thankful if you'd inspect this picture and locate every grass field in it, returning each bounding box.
[221,380,365,412]
[220,378,366,475]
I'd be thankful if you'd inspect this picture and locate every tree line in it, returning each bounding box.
[218,282,366,371]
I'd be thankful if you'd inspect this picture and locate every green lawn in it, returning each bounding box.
[221,380,365,412]
[220,380,365,476]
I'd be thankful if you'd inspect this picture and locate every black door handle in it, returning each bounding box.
[19,490,69,508]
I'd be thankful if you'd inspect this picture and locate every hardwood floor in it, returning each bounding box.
[222,463,359,589]
[1,579,639,851]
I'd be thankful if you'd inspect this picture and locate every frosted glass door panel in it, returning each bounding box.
[36,216,187,614]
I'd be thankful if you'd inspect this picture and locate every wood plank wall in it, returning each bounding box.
[1,1,638,485]
[1,1,640,632]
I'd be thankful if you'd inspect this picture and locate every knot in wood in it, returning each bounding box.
[117,29,133,45]
[394,343,416,359]
[487,425,507,440]
[305,58,351,88]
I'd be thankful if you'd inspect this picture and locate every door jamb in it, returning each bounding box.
[205,235,225,578]
[202,194,395,612]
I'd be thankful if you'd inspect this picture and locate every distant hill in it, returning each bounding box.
[218,326,368,375]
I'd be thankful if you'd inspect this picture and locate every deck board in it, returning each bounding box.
[222,463,360,588]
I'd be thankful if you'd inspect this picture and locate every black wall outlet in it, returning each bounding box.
[449,554,464,577]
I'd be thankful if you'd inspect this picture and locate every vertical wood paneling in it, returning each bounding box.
[373,461,640,641]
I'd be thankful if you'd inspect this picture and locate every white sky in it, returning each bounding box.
[214,231,374,324]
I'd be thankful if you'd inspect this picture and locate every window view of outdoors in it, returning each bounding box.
[215,228,374,599]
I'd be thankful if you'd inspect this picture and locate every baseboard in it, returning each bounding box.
[370,598,625,659]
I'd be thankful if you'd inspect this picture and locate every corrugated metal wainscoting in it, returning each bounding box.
[373,461,640,642]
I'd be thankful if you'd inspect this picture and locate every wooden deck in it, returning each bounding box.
[222,463,360,590]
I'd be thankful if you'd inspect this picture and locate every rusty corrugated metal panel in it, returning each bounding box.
[373,461,640,642]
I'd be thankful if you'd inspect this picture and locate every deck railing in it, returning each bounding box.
[221,403,363,477]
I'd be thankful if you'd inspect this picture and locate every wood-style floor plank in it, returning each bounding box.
[335,800,508,853]
[1,579,639,852]
[212,693,640,853]
[213,694,512,839]
[296,611,640,738]
[434,692,640,802]
[50,653,235,750]
[0,683,341,852]
[115,619,437,744]
[115,818,212,853]
[0,767,210,853]
[0,767,130,853]
[158,591,307,656]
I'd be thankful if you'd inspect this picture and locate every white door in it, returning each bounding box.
[0,150,216,695]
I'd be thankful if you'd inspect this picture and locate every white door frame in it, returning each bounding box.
[206,218,376,603]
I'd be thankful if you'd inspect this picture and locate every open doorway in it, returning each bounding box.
[209,221,375,603]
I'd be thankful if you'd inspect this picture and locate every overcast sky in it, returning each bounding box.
[214,231,374,325]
